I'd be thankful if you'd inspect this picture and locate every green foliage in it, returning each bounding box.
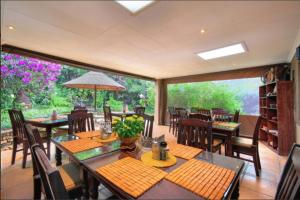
[113,115,144,138]
[107,97,123,111]
[168,82,242,113]
[50,95,71,107]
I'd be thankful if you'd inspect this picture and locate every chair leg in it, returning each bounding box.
[11,142,17,165]
[257,148,261,169]
[22,143,29,168]
[253,152,260,176]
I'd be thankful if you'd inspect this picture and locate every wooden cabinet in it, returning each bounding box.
[259,81,294,155]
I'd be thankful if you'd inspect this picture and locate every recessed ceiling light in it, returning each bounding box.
[200,29,205,34]
[197,43,247,60]
[8,25,15,30]
[115,0,154,14]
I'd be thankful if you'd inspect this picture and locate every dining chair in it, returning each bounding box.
[178,119,222,153]
[275,143,300,199]
[68,112,95,134]
[24,124,82,199]
[231,116,262,176]
[173,109,188,136]
[142,114,154,138]
[134,106,145,115]
[190,107,199,113]
[74,105,87,110]
[8,109,49,168]
[198,108,211,116]
[211,108,228,115]
[31,143,82,199]
[55,109,88,136]
[168,106,175,133]
[103,106,113,123]
[189,113,212,121]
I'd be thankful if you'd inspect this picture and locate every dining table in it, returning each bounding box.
[212,122,241,157]
[26,116,68,158]
[111,111,136,117]
[51,132,245,200]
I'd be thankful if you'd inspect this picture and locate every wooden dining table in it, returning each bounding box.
[52,133,245,200]
[26,116,68,158]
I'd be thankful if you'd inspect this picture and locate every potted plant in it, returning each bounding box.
[112,115,144,149]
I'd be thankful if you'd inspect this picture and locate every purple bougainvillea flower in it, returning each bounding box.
[18,60,26,65]
[4,55,13,61]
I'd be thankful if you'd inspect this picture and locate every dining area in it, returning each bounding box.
[2,104,298,200]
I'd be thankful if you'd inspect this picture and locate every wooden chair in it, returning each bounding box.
[68,112,95,134]
[198,108,211,116]
[275,143,300,199]
[177,119,222,153]
[190,107,199,113]
[232,116,262,176]
[142,114,154,138]
[173,109,188,136]
[211,108,228,115]
[189,113,212,121]
[55,109,88,135]
[168,106,175,133]
[134,106,145,115]
[8,109,49,168]
[24,124,82,199]
[103,106,113,123]
[31,143,82,199]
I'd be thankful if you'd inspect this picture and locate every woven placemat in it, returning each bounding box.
[61,139,102,153]
[168,144,203,160]
[96,157,167,198]
[165,159,235,200]
[75,131,101,139]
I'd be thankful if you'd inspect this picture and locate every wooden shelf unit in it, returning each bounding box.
[259,81,294,155]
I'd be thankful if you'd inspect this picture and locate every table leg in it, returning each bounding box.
[226,132,233,157]
[55,147,62,166]
[231,179,240,199]
[89,175,100,200]
[46,127,51,159]
[80,168,89,199]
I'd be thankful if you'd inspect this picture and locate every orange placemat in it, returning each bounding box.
[75,131,101,139]
[165,159,235,200]
[91,133,118,143]
[30,117,48,122]
[61,139,103,153]
[96,157,167,198]
[168,144,203,160]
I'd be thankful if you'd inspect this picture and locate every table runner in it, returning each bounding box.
[96,157,167,198]
[168,144,203,160]
[165,159,235,200]
[61,138,103,153]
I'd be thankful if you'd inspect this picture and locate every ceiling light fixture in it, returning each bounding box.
[197,43,247,60]
[115,0,154,14]
[200,29,205,34]
[8,25,15,30]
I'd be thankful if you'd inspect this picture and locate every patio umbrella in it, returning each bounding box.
[63,71,126,110]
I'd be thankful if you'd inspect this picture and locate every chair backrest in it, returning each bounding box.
[103,106,112,122]
[252,116,262,145]
[189,113,212,121]
[142,114,154,138]
[71,108,88,114]
[214,114,233,122]
[24,124,45,151]
[32,144,69,199]
[198,108,211,116]
[74,105,87,111]
[276,143,300,199]
[175,107,186,111]
[190,107,199,113]
[168,106,175,114]
[211,108,228,115]
[178,119,213,151]
[68,112,95,134]
[8,109,26,142]
[134,106,145,115]
[233,110,240,123]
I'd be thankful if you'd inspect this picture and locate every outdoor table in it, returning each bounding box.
[111,111,136,117]
[51,133,244,199]
[26,116,68,158]
[212,122,241,157]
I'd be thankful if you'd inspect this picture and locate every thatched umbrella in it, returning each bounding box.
[63,71,126,110]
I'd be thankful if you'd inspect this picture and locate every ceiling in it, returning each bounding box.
[1,1,300,79]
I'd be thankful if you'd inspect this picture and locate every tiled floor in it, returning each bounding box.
[1,125,286,199]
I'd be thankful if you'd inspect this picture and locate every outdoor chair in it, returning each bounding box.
[68,112,95,134]
[275,143,300,199]
[134,106,145,115]
[178,119,222,154]
[31,143,82,199]
[173,109,188,136]
[190,107,199,113]
[232,116,262,176]
[141,114,154,138]
[211,108,228,115]
[24,124,82,199]
[198,108,211,116]
[189,113,212,121]
[8,109,49,168]
[168,106,175,133]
